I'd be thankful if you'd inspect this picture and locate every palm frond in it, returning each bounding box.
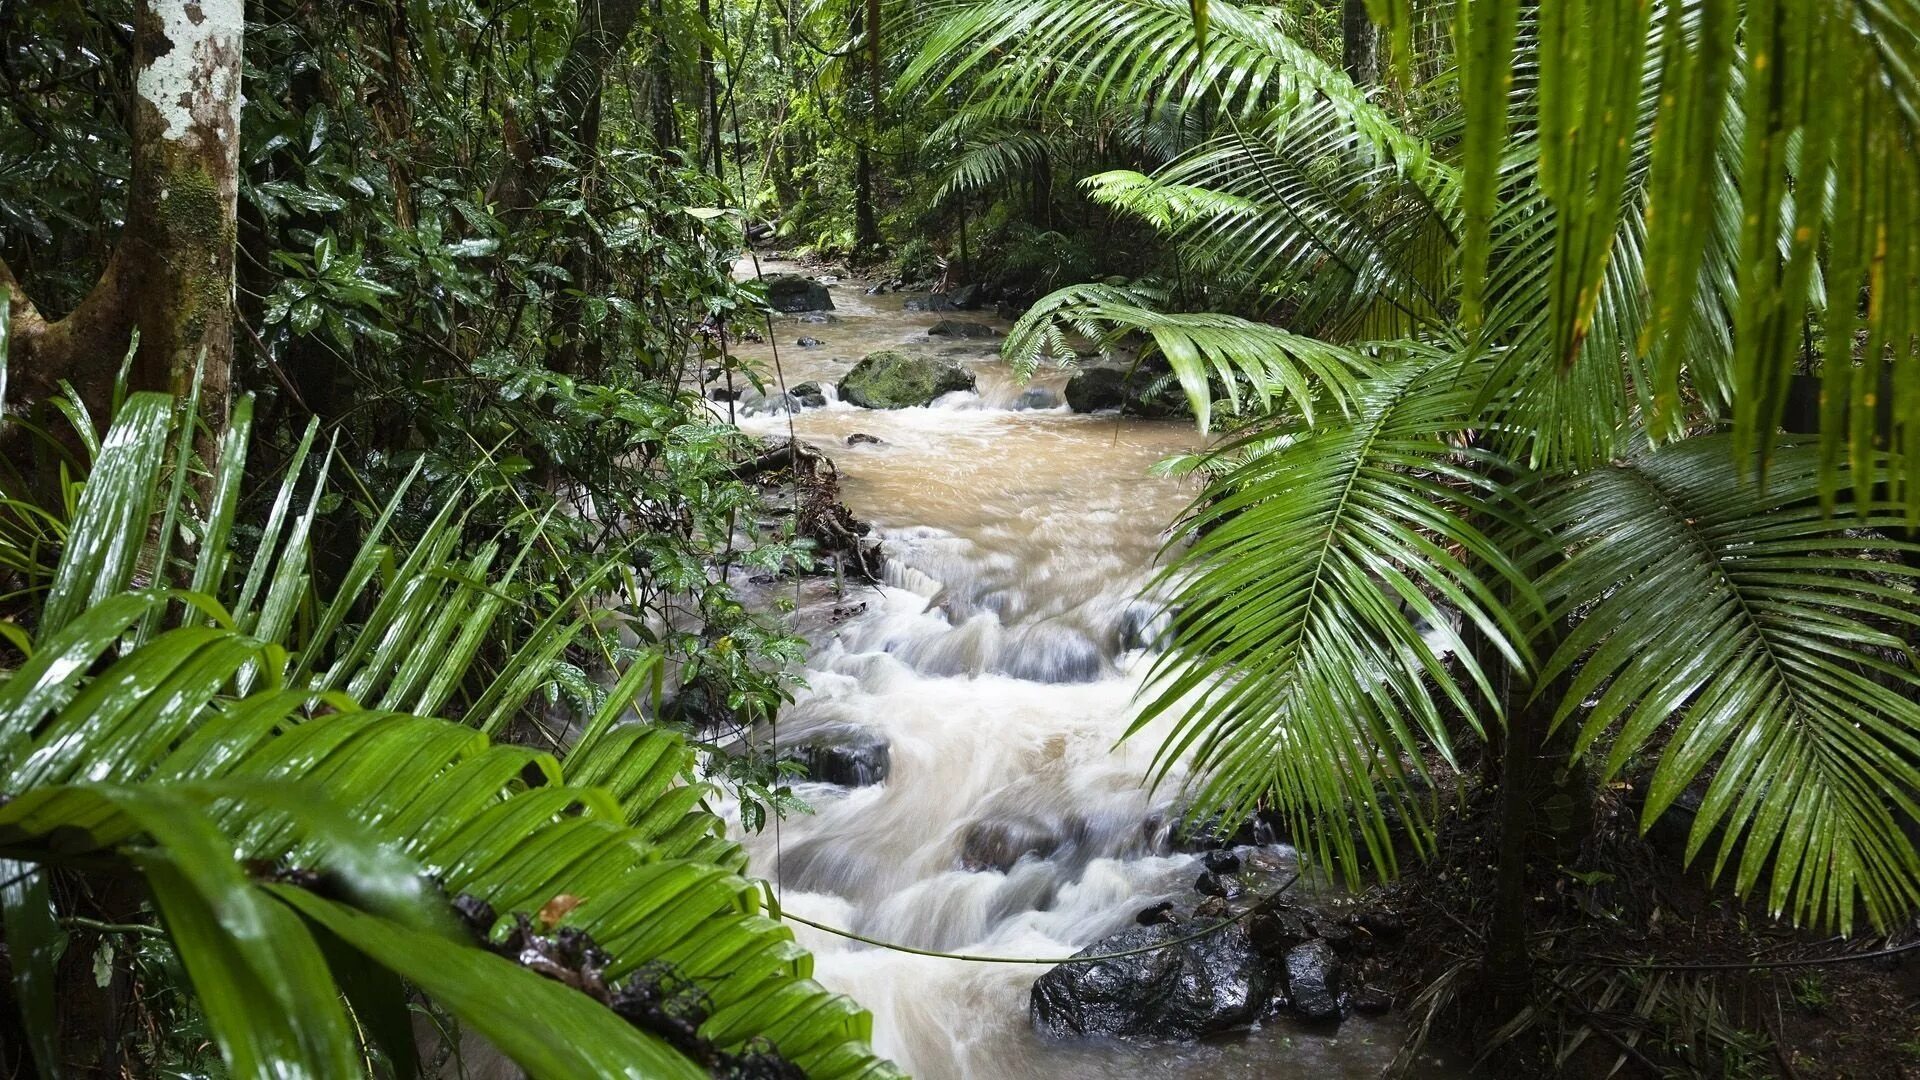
[1533,436,1920,931]
[1002,280,1372,428]
[1132,350,1535,879]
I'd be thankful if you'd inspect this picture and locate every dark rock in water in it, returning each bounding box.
[1030,921,1276,1042]
[1118,602,1171,654]
[796,311,837,324]
[709,387,741,401]
[1193,895,1231,920]
[865,283,889,295]
[790,382,828,408]
[764,272,833,313]
[1349,986,1393,1015]
[1282,939,1343,1022]
[845,433,883,446]
[1017,387,1059,410]
[840,349,976,409]
[1136,901,1176,926]
[1064,359,1192,418]
[951,283,985,310]
[1202,849,1243,875]
[927,319,1000,339]
[1247,903,1314,957]
[796,336,825,347]
[1064,367,1127,412]
[786,730,890,787]
[960,817,1065,872]
[1194,870,1240,899]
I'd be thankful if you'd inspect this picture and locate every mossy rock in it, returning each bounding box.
[840,350,976,409]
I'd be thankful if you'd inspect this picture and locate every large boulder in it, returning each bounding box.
[1063,359,1192,419]
[960,816,1074,872]
[764,273,833,313]
[1030,921,1276,1041]
[840,350,976,409]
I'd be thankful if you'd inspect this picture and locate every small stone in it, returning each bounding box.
[1195,870,1234,898]
[845,433,883,446]
[1136,901,1176,926]
[1194,896,1231,920]
[1202,849,1242,874]
[797,336,824,347]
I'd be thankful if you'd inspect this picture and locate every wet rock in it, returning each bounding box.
[960,817,1064,872]
[789,382,827,408]
[1064,367,1127,412]
[865,283,889,295]
[845,432,883,446]
[1194,870,1242,899]
[904,294,955,313]
[1118,603,1171,654]
[709,387,741,402]
[1017,387,1059,410]
[951,283,985,309]
[785,730,890,787]
[1247,903,1314,956]
[796,336,825,347]
[1202,849,1242,875]
[1193,895,1231,920]
[796,311,837,324]
[1136,901,1176,926]
[840,350,977,409]
[1281,939,1343,1022]
[927,319,1000,339]
[1029,921,1276,1042]
[764,272,833,313]
[1063,359,1192,419]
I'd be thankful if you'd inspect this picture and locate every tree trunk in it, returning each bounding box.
[2,0,243,435]
[849,0,882,254]
[1342,0,1380,86]
[649,0,680,153]
[699,0,722,176]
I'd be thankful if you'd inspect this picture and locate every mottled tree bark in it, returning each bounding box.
[1,0,241,436]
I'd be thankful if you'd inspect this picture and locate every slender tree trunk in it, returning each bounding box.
[1342,0,1379,86]
[848,0,883,254]
[649,0,679,153]
[699,0,722,175]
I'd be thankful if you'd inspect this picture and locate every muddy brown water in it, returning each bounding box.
[717,262,1458,1080]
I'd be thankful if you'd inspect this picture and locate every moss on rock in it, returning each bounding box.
[839,350,976,409]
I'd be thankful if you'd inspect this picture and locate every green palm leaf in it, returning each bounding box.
[1132,350,1535,879]
[1534,436,1920,931]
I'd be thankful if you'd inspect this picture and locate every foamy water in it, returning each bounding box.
[715,262,1445,1079]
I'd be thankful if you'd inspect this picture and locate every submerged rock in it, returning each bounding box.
[840,350,976,409]
[786,730,890,787]
[927,319,999,339]
[1016,387,1059,410]
[845,432,883,446]
[796,336,825,347]
[959,816,1070,872]
[764,273,833,313]
[1030,921,1275,1041]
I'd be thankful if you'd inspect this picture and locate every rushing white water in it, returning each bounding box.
[719,263,1446,1079]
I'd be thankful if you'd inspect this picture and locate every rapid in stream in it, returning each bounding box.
[720,263,1442,1080]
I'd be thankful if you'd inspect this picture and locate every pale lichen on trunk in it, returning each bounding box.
[130,0,244,425]
[0,0,243,436]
